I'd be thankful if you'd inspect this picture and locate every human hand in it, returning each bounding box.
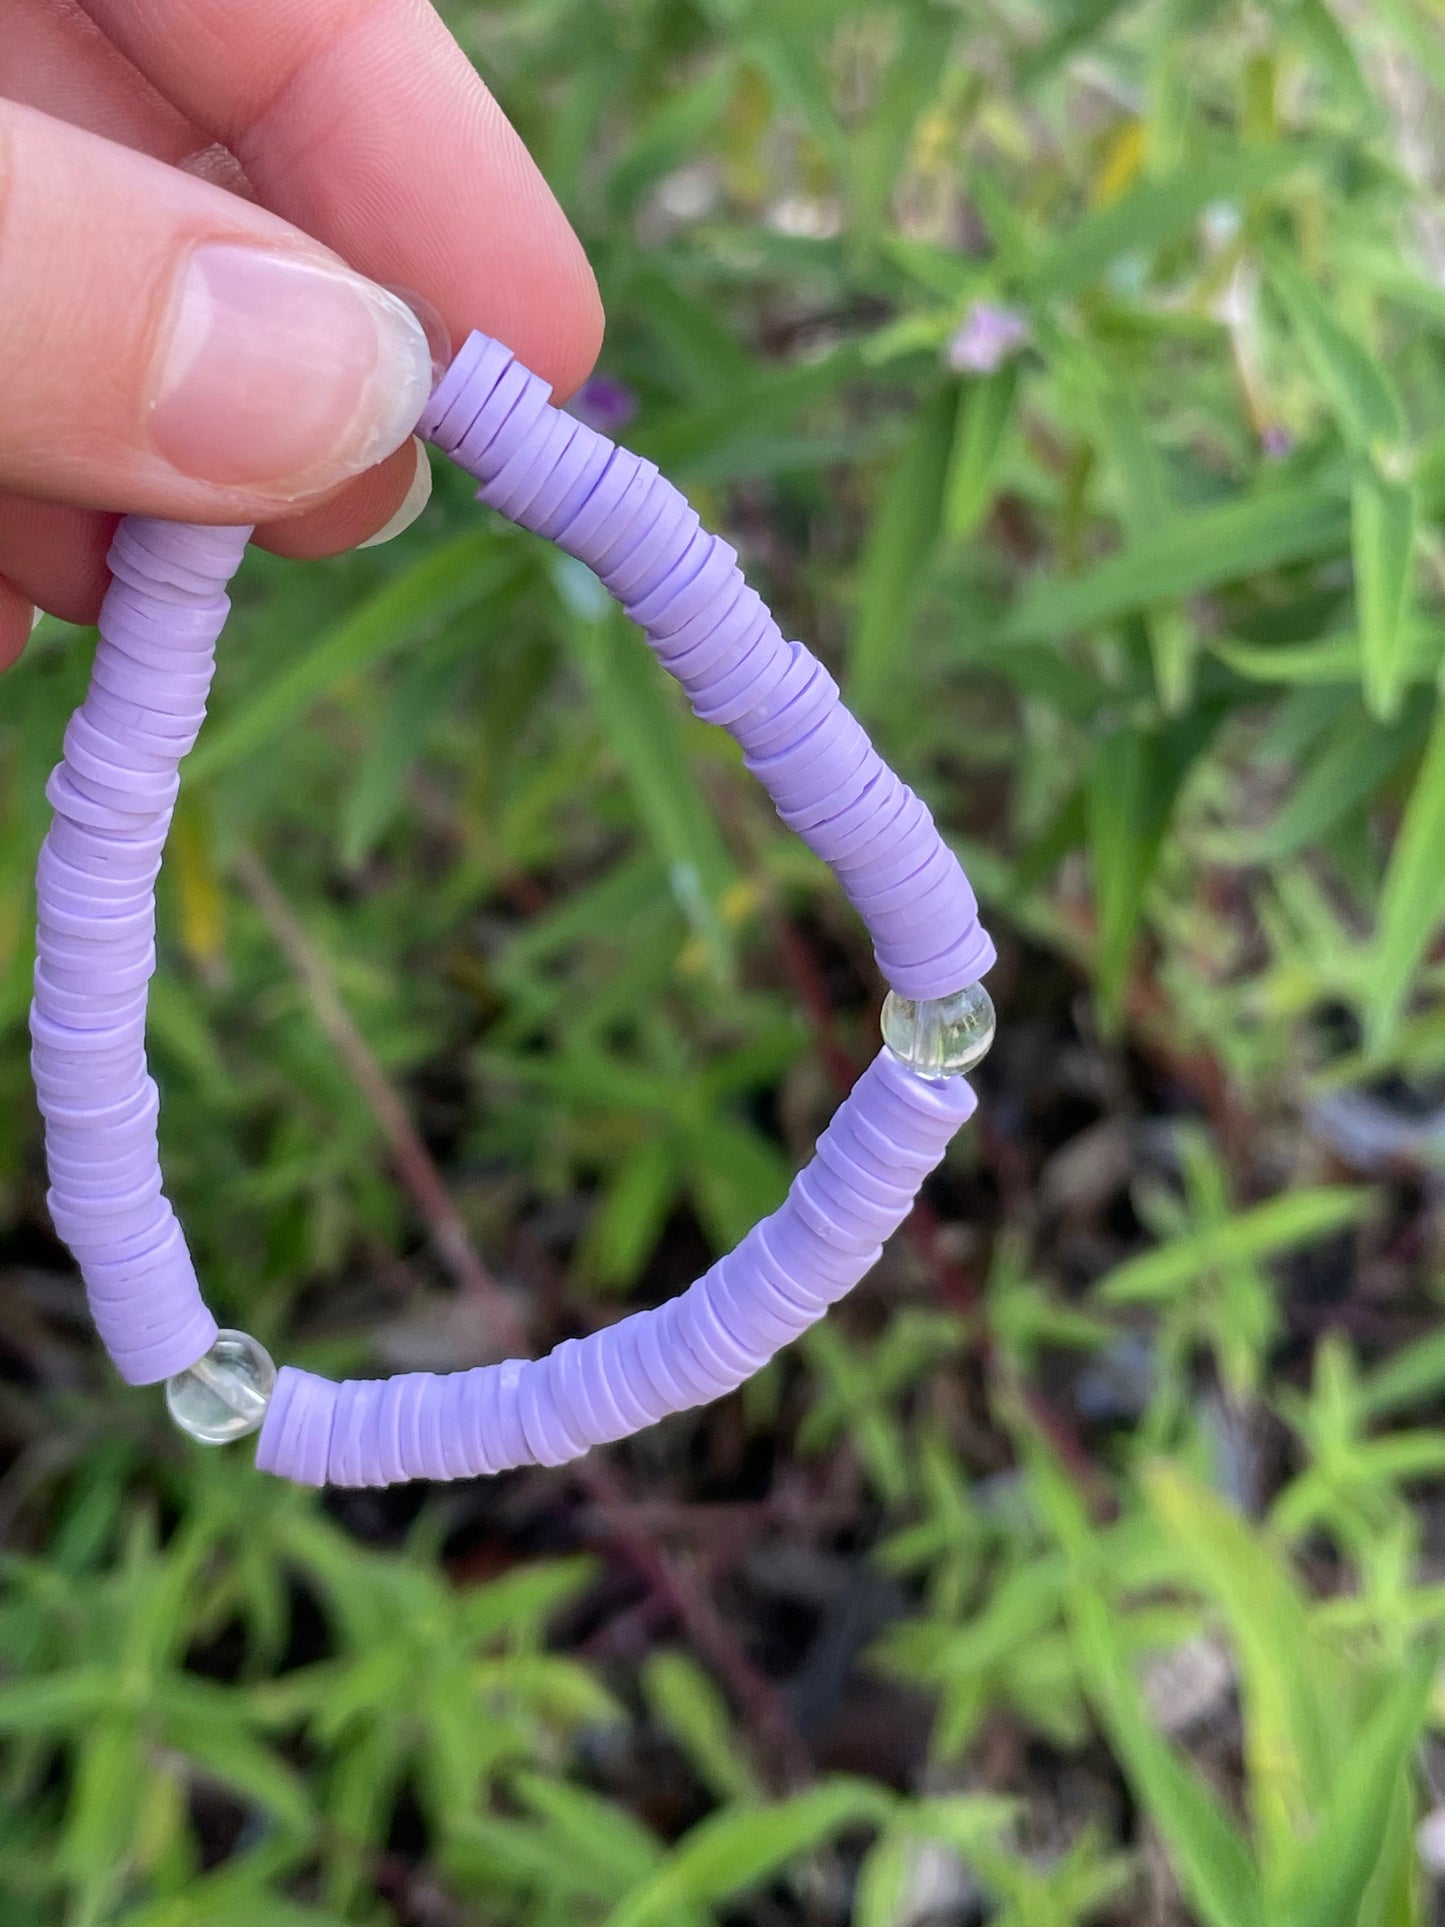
[0,0,603,666]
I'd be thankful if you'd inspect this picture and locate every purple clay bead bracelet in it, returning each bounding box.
[28,331,997,1488]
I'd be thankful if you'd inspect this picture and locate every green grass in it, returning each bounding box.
[5,0,1445,1920]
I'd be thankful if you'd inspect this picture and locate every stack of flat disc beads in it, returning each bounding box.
[29,331,996,1489]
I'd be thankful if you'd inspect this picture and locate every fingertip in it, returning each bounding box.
[534,244,605,403]
[0,498,116,628]
[0,578,35,671]
[252,434,426,559]
[358,438,432,548]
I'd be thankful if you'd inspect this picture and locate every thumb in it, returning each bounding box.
[0,100,435,521]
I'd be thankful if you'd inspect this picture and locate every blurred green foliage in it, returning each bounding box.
[6,0,1445,1919]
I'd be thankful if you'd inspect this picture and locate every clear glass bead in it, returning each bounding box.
[881,982,996,1079]
[165,1329,276,1444]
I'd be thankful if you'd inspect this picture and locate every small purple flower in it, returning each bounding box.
[567,373,638,436]
[1260,423,1295,461]
[945,302,1030,376]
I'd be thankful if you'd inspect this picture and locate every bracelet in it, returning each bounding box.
[28,331,997,1489]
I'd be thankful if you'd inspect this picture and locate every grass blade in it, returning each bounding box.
[1272,1644,1435,1927]
[1097,1188,1371,1304]
[1367,695,1445,1050]
[848,383,959,717]
[603,1780,892,1927]
[1352,466,1417,720]
[1003,488,1349,645]
[190,532,505,782]
[1030,146,1314,299]
[1144,1465,1331,1871]
[942,366,1018,546]
[1086,710,1220,1024]
[553,559,737,981]
[1267,256,1403,450]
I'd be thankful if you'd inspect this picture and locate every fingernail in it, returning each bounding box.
[358,439,434,549]
[30,608,44,633]
[380,285,453,383]
[151,245,434,498]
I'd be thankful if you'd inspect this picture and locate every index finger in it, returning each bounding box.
[78,0,603,398]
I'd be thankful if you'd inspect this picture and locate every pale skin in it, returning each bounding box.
[0,0,604,668]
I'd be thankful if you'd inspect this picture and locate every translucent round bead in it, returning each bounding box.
[165,1329,276,1444]
[881,982,996,1079]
